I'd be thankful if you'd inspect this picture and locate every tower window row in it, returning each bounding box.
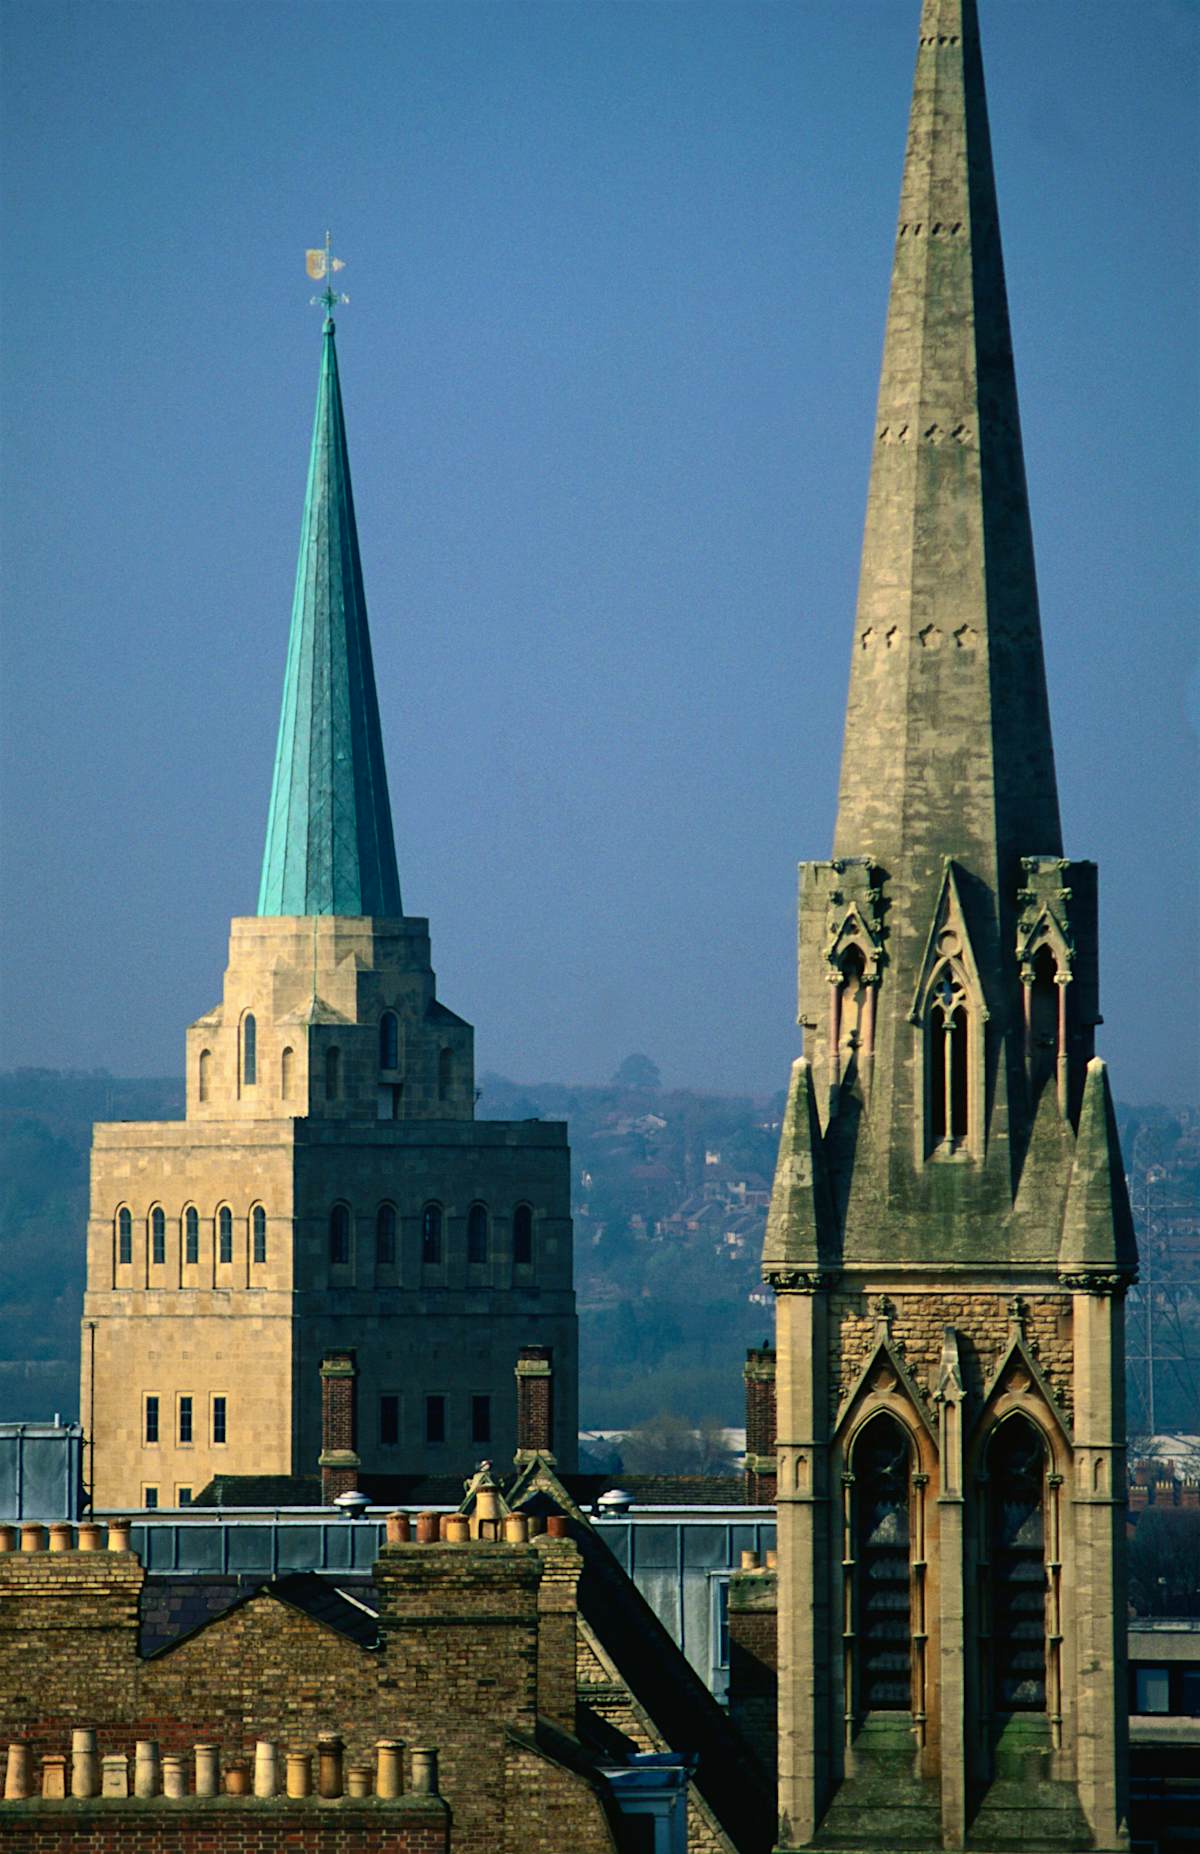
[115,1204,269,1266]
[200,1016,459,1105]
[329,1200,535,1268]
[143,1392,227,1448]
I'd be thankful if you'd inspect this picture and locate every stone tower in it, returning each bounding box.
[764,4,1136,1850]
[82,317,577,1510]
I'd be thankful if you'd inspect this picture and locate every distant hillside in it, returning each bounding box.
[1,1068,1196,1436]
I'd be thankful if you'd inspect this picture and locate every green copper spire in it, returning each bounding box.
[258,319,403,918]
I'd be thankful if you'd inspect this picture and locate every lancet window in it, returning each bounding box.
[217,1206,233,1265]
[242,1014,257,1088]
[117,1207,133,1266]
[422,1203,443,1266]
[198,1050,211,1104]
[849,1413,914,1715]
[329,1203,351,1267]
[1028,945,1060,1102]
[150,1207,166,1266]
[987,1415,1048,1713]
[437,1048,452,1102]
[467,1203,489,1265]
[251,1204,267,1265]
[513,1203,534,1267]
[927,964,969,1148]
[379,1012,400,1071]
[376,1202,397,1266]
[184,1206,199,1265]
[281,1047,294,1101]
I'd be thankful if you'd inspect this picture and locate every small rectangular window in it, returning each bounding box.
[471,1395,491,1444]
[1180,1669,1200,1716]
[144,1486,158,1510]
[380,1394,400,1447]
[425,1394,446,1445]
[212,1396,227,1446]
[179,1395,193,1446]
[145,1396,159,1445]
[1135,1666,1171,1715]
[177,1487,192,1508]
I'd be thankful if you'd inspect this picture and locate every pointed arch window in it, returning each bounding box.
[325,1047,341,1103]
[184,1206,199,1265]
[467,1202,488,1266]
[987,1415,1048,1713]
[198,1049,212,1104]
[218,1206,233,1264]
[117,1207,133,1266]
[376,1202,397,1267]
[513,1203,534,1267]
[850,1412,913,1714]
[380,1012,400,1071]
[251,1204,267,1265]
[150,1206,166,1266]
[329,1203,351,1267]
[437,1048,452,1102]
[422,1203,443,1266]
[242,1014,257,1087]
[1028,945,1060,1102]
[927,964,969,1148]
[281,1046,294,1101]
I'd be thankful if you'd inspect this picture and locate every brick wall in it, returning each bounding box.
[515,1348,554,1456]
[533,1538,582,1733]
[503,1736,618,1854]
[0,1800,447,1852]
[728,1569,777,1793]
[0,1543,612,1854]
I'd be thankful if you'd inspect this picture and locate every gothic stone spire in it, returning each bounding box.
[258,319,403,918]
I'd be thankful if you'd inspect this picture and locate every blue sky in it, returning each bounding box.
[1,0,1196,1103]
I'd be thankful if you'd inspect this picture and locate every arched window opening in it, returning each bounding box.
[376,1202,397,1267]
[379,1012,400,1071]
[218,1206,233,1265]
[513,1204,534,1267]
[467,1202,488,1266]
[325,1046,341,1102]
[329,1204,351,1267]
[422,1204,443,1267]
[117,1207,133,1266]
[184,1207,199,1265]
[198,1049,212,1104]
[281,1046,294,1101]
[928,966,969,1148]
[839,945,868,1056]
[437,1048,452,1102]
[252,1204,267,1265]
[242,1014,257,1088]
[1029,946,1059,1099]
[150,1206,166,1266]
[988,1416,1048,1714]
[851,1413,913,1715]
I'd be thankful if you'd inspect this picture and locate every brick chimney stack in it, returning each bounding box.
[515,1346,554,1462]
[743,1345,776,1505]
[319,1351,361,1502]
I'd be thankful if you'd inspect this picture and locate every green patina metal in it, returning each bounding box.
[258,319,402,919]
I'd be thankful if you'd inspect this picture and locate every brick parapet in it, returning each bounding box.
[0,1797,448,1853]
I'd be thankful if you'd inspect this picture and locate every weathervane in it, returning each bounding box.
[306,230,348,313]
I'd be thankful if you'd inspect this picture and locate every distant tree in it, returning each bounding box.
[618,1410,735,1478]
[612,1053,661,1092]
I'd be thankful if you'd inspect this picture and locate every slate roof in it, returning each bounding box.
[140,1572,379,1657]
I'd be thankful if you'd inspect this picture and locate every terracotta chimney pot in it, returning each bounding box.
[225,1761,250,1796]
[286,1750,312,1798]
[546,1514,568,1539]
[740,1549,760,1570]
[77,1523,104,1552]
[3,1744,30,1800]
[444,1514,469,1543]
[48,1522,73,1553]
[71,1728,99,1799]
[765,1548,778,1570]
[416,1510,439,1544]
[410,1746,439,1796]
[346,1764,372,1798]
[40,1754,67,1799]
[503,1514,529,1544]
[108,1518,132,1553]
[162,1755,187,1799]
[375,1739,404,1799]
[20,1523,46,1554]
[0,1525,16,1554]
[317,1733,344,1799]
[386,1510,411,1545]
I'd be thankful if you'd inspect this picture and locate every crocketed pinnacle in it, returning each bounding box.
[834,0,1061,897]
[258,319,403,918]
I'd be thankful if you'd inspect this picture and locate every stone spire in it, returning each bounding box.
[835,0,1061,896]
[258,318,403,918]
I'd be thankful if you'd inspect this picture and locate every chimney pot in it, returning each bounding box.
[444,1514,469,1543]
[225,1761,250,1796]
[20,1523,46,1553]
[386,1510,411,1545]
[100,1754,128,1799]
[77,1522,104,1552]
[546,1513,568,1538]
[410,1746,439,1796]
[162,1755,187,1799]
[193,1744,220,1799]
[375,1739,405,1799]
[416,1510,439,1544]
[254,1740,278,1798]
[48,1522,73,1552]
[504,1513,529,1544]
[740,1549,760,1570]
[286,1751,313,1798]
[0,1525,16,1554]
[134,1740,160,1799]
[108,1518,132,1553]
[3,1744,30,1801]
[71,1728,99,1799]
[346,1764,373,1798]
[317,1732,344,1799]
[40,1754,68,1799]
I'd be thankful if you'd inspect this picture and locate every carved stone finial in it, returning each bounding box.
[871,1293,895,1338]
[1006,1293,1027,1335]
